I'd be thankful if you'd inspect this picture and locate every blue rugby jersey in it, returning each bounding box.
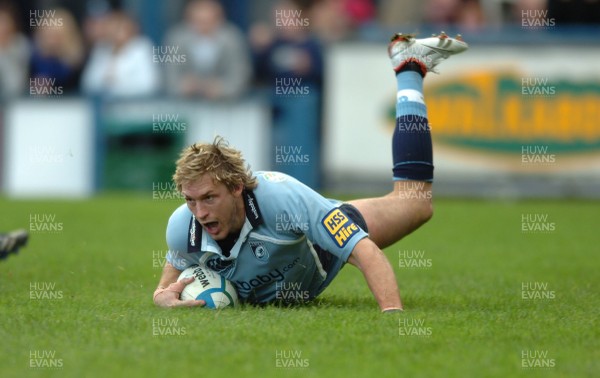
[165,171,368,304]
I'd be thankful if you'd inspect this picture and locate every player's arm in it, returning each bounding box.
[154,205,205,308]
[267,174,401,312]
[156,262,183,290]
[347,238,403,312]
[153,262,205,308]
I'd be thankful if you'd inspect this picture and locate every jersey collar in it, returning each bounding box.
[243,189,263,228]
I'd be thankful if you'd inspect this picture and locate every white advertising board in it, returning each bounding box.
[3,100,95,198]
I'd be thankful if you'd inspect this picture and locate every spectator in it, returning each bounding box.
[424,0,485,30]
[378,0,424,31]
[344,0,376,26]
[251,1,323,88]
[81,10,160,98]
[163,0,251,100]
[29,8,84,95]
[308,0,353,43]
[81,0,114,50]
[249,0,324,188]
[306,0,375,44]
[512,0,547,24]
[0,1,29,99]
[424,0,462,26]
[457,0,485,31]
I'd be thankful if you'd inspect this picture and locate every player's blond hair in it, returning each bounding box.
[173,136,257,193]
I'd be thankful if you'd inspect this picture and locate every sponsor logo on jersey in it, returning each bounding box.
[261,171,288,182]
[189,218,196,247]
[188,216,201,253]
[235,257,301,293]
[250,241,269,261]
[243,190,263,227]
[205,255,235,275]
[321,208,360,248]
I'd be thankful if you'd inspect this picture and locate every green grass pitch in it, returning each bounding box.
[0,195,598,377]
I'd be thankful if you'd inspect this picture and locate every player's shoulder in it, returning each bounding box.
[168,203,192,224]
[253,171,335,212]
[252,172,301,212]
[166,204,193,249]
[254,171,307,198]
[255,171,303,186]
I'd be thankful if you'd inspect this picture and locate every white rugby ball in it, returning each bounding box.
[177,264,239,309]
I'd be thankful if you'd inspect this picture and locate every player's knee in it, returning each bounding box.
[423,202,434,222]
[417,201,433,225]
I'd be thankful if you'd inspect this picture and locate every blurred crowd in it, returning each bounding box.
[1,0,599,100]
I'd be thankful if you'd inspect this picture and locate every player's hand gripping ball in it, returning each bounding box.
[177,264,239,309]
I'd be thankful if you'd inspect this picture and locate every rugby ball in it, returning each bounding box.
[177,264,239,309]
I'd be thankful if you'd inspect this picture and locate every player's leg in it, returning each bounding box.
[350,189,431,249]
[350,32,468,249]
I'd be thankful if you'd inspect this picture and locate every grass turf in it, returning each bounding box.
[0,195,598,377]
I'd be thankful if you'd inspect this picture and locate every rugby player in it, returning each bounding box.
[153,33,468,312]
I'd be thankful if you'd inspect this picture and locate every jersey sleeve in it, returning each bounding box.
[165,204,198,271]
[260,173,368,262]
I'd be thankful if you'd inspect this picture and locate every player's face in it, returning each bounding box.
[181,174,245,240]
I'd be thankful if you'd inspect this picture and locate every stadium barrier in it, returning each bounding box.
[1,97,271,197]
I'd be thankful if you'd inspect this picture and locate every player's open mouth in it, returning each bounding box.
[203,221,219,234]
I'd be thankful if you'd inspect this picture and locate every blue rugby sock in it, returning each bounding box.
[392,68,433,182]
